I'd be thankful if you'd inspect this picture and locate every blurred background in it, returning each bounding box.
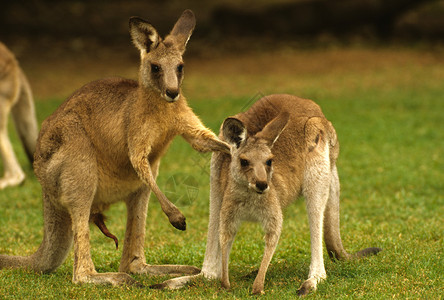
[1,0,444,101]
[2,0,444,48]
[0,2,443,298]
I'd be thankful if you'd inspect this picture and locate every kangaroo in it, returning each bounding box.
[0,42,38,189]
[153,94,381,295]
[0,10,230,285]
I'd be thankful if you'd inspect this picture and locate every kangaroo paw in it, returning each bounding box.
[168,213,186,231]
[297,277,317,296]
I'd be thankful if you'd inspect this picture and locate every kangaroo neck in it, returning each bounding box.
[137,85,182,111]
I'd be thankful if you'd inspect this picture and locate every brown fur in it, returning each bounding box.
[216,94,380,295]
[153,94,380,295]
[0,10,229,285]
[0,42,38,189]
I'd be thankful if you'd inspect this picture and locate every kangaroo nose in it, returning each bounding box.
[255,181,268,192]
[166,89,179,101]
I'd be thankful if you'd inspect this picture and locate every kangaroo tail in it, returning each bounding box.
[354,247,382,258]
[0,254,32,269]
[11,69,38,164]
[91,213,119,249]
[0,196,73,273]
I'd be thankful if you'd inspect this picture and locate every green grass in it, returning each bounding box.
[0,47,443,299]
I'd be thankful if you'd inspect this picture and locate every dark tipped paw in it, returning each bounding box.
[356,247,382,257]
[170,217,186,231]
[297,286,309,297]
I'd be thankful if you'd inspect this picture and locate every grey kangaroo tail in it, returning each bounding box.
[354,247,382,258]
[327,246,382,261]
[91,213,119,249]
[0,197,73,273]
[0,254,32,269]
[11,70,38,164]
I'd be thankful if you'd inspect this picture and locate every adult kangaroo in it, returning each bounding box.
[0,42,38,189]
[0,10,229,285]
[153,94,381,295]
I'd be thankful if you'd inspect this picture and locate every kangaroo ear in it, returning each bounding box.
[256,112,290,148]
[222,117,247,148]
[164,9,196,53]
[129,17,159,53]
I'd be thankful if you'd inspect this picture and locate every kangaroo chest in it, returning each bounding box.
[226,188,279,224]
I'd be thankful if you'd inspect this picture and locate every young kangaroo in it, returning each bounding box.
[0,42,38,189]
[0,10,229,285]
[154,94,380,295]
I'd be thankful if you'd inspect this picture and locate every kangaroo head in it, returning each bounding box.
[222,112,289,194]
[129,10,195,102]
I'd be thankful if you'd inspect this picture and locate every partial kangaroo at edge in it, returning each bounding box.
[0,10,230,286]
[153,94,381,296]
[0,42,38,189]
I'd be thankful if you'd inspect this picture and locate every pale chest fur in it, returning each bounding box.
[224,182,281,224]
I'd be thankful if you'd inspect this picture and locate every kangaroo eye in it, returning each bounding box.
[177,64,184,73]
[266,159,272,166]
[240,159,249,167]
[151,64,161,73]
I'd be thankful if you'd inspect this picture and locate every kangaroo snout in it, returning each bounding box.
[255,181,269,193]
[165,89,179,102]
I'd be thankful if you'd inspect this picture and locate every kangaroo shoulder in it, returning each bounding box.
[70,77,138,99]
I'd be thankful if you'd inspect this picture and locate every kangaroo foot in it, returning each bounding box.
[0,172,25,189]
[221,278,230,290]
[297,273,326,297]
[126,262,200,276]
[297,277,317,296]
[150,273,202,289]
[74,272,141,286]
[251,282,265,295]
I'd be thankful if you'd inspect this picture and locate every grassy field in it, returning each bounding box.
[0,47,443,299]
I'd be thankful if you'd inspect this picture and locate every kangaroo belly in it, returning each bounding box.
[93,176,144,209]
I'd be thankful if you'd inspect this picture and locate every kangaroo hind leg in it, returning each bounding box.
[11,70,38,163]
[119,178,199,277]
[298,120,330,296]
[0,93,25,189]
[49,144,136,286]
